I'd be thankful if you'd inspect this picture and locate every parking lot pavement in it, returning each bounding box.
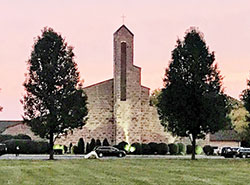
[0,154,85,160]
[0,154,226,160]
[125,155,225,159]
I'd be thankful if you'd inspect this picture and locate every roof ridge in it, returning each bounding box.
[113,25,134,36]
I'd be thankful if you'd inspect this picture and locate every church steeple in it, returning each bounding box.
[113,25,134,37]
[113,25,134,102]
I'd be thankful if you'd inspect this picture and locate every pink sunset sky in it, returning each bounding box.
[0,0,250,120]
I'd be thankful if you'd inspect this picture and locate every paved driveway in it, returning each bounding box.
[0,154,85,160]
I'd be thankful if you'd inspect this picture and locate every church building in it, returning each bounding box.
[55,25,174,146]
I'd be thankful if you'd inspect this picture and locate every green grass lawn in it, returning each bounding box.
[0,158,249,185]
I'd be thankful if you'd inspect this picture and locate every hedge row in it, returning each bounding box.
[69,138,205,155]
[3,139,49,154]
[0,134,31,142]
[113,142,204,155]
[72,138,110,154]
[113,142,169,155]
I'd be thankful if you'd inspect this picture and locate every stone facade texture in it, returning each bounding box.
[55,25,174,146]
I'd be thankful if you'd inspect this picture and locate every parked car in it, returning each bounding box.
[220,147,232,157]
[238,148,250,158]
[221,147,241,158]
[220,147,248,158]
[0,143,7,156]
[94,146,126,158]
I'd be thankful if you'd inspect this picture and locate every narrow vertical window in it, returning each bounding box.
[121,42,126,101]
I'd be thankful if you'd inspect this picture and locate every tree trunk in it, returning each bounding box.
[49,131,54,160]
[191,134,196,160]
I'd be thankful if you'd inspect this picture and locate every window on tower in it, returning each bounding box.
[121,42,127,101]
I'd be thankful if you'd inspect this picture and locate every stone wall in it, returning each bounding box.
[140,86,175,143]
[55,79,114,146]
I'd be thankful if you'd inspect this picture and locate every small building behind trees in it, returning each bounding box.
[0,120,42,141]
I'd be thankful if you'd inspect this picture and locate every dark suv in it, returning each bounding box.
[221,147,240,158]
[0,143,7,156]
[238,148,250,158]
[94,146,126,158]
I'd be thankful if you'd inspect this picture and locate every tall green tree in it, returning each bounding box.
[157,28,228,160]
[240,77,250,146]
[22,27,88,160]
[228,97,249,134]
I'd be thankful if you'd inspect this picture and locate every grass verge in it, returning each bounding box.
[0,158,249,185]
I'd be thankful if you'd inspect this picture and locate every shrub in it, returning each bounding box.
[177,143,186,155]
[69,143,73,154]
[168,143,179,155]
[54,149,63,154]
[13,134,31,140]
[117,141,128,151]
[64,145,68,154]
[86,142,91,153]
[3,139,49,154]
[77,138,85,154]
[102,138,110,146]
[0,135,13,142]
[96,139,101,147]
[0,134,31,142]
[141,143,151,155]
[203,145,214,155]
[195,146,203,155]
[53,144,64,154]
[148,142,158,154]
[89,139,96,152]
[157,143,169,155]
[72,145,78,154]
[131,143,142,154]
[186,145,192,154]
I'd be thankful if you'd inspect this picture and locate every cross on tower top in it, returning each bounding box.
[121,15,126,24]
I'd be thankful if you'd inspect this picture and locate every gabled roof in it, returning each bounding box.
[0,120,23,133]
[83,79,113,89]
[210,130,240,141]
[113,24,134,36]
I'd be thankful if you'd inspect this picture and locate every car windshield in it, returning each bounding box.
[111,147,119,151]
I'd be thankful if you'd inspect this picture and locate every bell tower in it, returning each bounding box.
[113,25,134,102]
[113,25,142,144]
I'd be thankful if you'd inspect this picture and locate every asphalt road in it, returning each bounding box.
[0,154,226,160]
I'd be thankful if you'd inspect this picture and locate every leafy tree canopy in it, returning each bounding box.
[22,27,88,159]
[150,89,161,106]
[240,78,250,145]
[157,28,228,159]
[227,97,249,133]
